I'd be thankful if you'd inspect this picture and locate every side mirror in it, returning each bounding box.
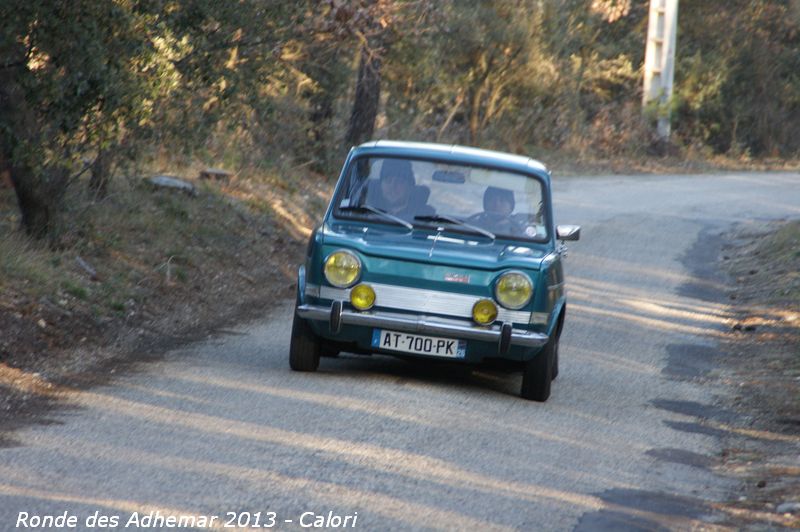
[556,225,581,241]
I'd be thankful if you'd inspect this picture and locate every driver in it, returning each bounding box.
[374,159,416,216]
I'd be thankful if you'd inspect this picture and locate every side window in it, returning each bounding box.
[341,158,372,206]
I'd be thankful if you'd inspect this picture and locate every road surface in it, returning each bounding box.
[2,172,799,530]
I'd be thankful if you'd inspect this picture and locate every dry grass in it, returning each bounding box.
[2,181,259,319]
[0,164,336,435]
[0,233,66,298]
[0,166,333,395]
[766,221,800,303]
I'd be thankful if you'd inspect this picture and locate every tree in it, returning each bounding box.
[339,0,395,148]
[675,0,800,156]
[386,1,542,146]
[0,0,306,237]
[345,37,384,147]
[0,0,142,237]
[0,51,62,239]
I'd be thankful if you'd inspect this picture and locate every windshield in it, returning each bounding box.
[333,156,549,241]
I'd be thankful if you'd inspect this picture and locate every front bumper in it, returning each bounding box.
[296,303,549,353]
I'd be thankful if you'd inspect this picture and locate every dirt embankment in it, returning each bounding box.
[0,171,333,436]
[718,220,800,528]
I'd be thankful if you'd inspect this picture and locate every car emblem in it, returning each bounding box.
[444,273,470,283]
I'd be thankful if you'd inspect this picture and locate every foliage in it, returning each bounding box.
[675,0,800,157]
[387,1,539,145]
[0,0,798,238]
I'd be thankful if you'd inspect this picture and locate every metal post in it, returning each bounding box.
[643,0,679,140]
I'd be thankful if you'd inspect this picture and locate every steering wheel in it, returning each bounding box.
[466,212,524,235]
[466,212,485,224]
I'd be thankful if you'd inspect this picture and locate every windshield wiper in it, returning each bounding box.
[413,214,495,240]
[340,204,413,230]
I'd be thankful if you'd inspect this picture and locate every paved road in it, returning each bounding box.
[2,173,799,531]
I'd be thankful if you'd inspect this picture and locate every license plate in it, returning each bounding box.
[371,329,466,358]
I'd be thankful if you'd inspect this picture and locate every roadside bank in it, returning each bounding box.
[717,219,800,528]
[0,171,332,442]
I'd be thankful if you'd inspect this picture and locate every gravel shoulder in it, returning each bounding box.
[716,220,800,528]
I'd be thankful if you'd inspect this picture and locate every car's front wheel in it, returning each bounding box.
[289,311,321,372]
[551,336,560,381]
[520,337,555,402]
[551,311,565,380]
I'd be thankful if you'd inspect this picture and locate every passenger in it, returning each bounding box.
[474,186,522,235]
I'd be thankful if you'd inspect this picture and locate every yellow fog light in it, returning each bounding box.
[495,271,533,310]
[350,283,376,310]
[324,250,361,288]
[472,299,498,325]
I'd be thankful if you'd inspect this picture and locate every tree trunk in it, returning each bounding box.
[89,148,112,198]
[300,30,343,172]
[8,164,66,239]
[345,44,382,148]
[468,86,482,145]
[0,49,66,239]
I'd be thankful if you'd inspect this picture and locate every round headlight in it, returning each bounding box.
[324,250,361,288]
[495,271,533,309]
[472,299,498,325]
[350,283,375,310]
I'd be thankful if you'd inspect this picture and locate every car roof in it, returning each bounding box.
[352,140,550,180]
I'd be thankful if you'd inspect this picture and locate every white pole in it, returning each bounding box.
[643,0,679,140]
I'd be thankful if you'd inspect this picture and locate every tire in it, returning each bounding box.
[289,312,320,372]
[520,337,555,402]
[551,311,565,380]
[551,337,559,381]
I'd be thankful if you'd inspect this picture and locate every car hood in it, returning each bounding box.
[322,222,550,271]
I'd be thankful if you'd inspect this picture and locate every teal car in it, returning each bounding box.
[290,141,580,401]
